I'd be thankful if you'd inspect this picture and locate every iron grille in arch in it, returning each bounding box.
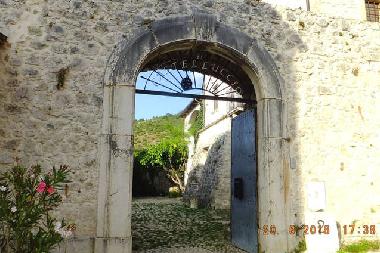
[136,50,256,104]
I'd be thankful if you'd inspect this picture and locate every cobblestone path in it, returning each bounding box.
[132,197,245,253]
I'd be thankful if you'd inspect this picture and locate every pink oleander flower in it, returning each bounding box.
[47,186,55,195]
[36,181,47,193]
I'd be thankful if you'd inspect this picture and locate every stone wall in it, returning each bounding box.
[257,0,369,20]
[0,0,114,236]
[184,117,232,210]
[183,102,201,185]
[132,166,173,197]
[184,83,243,209]
[277,8,380,243]
[262,0,308,10]
[0,0,379,251]
[309,0,366,20]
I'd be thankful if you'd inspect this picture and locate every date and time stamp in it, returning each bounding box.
[258,223,377,236]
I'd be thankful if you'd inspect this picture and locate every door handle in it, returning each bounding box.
[234,178,244,200]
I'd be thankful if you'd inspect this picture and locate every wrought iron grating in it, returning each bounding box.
[136,49,256,105]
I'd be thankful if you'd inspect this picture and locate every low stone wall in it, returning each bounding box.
[132,167,173,197]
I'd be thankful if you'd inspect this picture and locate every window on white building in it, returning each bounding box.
[365,0,380,22]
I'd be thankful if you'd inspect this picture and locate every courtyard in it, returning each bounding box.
[132,198,245,253]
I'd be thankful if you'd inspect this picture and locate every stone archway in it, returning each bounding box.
[96,13,286,253]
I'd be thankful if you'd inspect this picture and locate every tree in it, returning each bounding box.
[135,138,188,192]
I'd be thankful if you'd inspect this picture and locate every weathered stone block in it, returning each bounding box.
[53,237,95,253]
[105,29,157,84]
[257,98,283,138]
[246,42,285,100]
[23,68,39,76]
[0,151,13,164]
[151,15,196,45]
[28,26,43,36]
[94,237,131,253]
[193,12,217,41]
[213,23,254,56]
[109,85,135,135]
[52,25,64,33]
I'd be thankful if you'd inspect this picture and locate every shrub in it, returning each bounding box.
[136,138,188,192]
[0,165,75,253]
[168,187,181,198]
[338,240,380,253]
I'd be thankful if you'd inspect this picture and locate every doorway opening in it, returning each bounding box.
[131,41,258,253]
[98,14,287,253]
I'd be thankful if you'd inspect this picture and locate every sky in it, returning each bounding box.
[135,94,192,120]
[135,70,204,120]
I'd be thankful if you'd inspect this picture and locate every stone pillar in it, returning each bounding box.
[95,84,135,253]
[257,98,289,253]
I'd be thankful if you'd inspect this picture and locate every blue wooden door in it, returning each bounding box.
[231,109,258,253]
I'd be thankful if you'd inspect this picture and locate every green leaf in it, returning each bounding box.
[0,164,72,252]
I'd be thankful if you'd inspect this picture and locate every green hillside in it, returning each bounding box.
[134,114,185,150]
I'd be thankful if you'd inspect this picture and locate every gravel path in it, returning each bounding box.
[132,197,245,253]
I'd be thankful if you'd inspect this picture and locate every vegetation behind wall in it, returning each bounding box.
[134,114,185,150]
[133,114,188,196]
[188,102,204,143]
